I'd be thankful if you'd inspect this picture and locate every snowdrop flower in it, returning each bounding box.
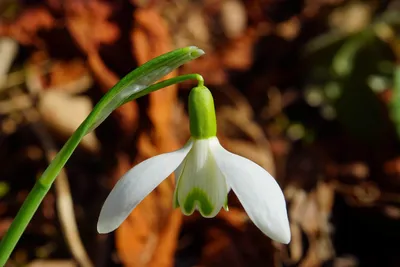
[97,85,291,244]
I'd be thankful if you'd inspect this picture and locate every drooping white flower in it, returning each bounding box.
[97,85,291,244]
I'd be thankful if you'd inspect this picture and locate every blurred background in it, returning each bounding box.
[0,0,400,266]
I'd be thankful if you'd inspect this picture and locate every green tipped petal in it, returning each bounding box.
[174,138,227,218]
[182,187,214,216]
[223,196,229,211]
[188,86,217,139]
[173,190,180,209]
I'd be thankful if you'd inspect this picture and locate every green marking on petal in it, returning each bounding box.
[173,157,188,209]
[182,187,214,217]
[223,195,229,211]
[173,188,180,208]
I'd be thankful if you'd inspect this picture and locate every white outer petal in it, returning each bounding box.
[211,139,291,244]
[97,139,193,233]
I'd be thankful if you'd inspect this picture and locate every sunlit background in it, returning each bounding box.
[0,0,400,266]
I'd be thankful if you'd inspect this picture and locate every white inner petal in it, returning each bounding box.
[173,161,185,208]
[175,138,228,218]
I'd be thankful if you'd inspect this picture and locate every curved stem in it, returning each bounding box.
[0,73,204,266]
[122,73,204,103]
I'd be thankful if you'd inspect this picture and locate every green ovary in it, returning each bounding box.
[181,187,215,217]
[188,86,217,139]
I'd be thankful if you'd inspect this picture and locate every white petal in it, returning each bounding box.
[211,139,291,244]
[97,140,193,233]
[175,138,228,218]
[172,161,185,208]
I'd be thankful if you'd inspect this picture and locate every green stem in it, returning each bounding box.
[0,73,203,266]
[123,73,204,103]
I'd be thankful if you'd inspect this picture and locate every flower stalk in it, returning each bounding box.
[0,47,205,266]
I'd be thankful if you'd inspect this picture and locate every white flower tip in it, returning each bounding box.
[262,215,291,244]
[282,233,291,245]
[97,216,117,234]
[97,222,110,234]
[96,206,125,234]
[276,226,291,244]
[259,225,291,244]
[97,224,108,234]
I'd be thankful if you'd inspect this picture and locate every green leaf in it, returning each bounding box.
[86,46,205,133]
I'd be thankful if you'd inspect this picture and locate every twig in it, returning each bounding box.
[21,89,94,267]
[41,130,94,267]
[0,38,18,89]
[7,87,94,267]
[0,36,93,266]
[0,93,32,114]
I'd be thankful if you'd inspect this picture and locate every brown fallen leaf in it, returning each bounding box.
[284,181,335,266]
[62,1,139,135]
[27,260,76,267]
[114,6,182,267]
[0,7,54,46]
[65,1,119,53]
[221,29,256,71]
[220,0,247,39]
[44,60,91,93]
[38,90,100,152]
